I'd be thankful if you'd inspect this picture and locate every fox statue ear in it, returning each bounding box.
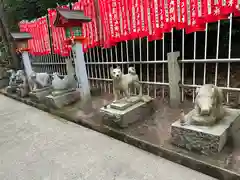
[110,67,113,72]
[116,65,121,69]
[110,67,114,78]
[196,87,200,95]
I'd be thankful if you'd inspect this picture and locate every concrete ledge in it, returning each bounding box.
[0,90,239,180]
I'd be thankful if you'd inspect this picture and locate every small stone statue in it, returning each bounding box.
[28,71,51,91]
[7,69,17,87]
[110,66,141,102]
[15,70,29,97]
[187,84,225,126]
[51,58,77,96]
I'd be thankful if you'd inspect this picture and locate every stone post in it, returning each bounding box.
[167,51,181,108]
[21,51,33,78]
[73,41,91,101]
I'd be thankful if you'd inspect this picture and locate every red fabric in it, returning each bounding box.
[176,0,187,29]
[83,0,100,48]
[19,21,41,55]
[148,0,163,41]
[168,0,178,28]
[202,0,228,23]
[48,8,70,56]
[38,17,51,55]
[128,0,138,40]
[98,0,111,48]
[186,0,206,34]
[234,5,240,16]
[118,0,131,41]
[72,1,89,52]
[221,0,237,15]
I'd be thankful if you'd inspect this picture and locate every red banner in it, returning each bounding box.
[148,0,163,41]
[48,8,70,56]
[176,0,187,29]
[37,17,51,55]
[73,1,87,52]
[118,0,130,41]
[168,0,178,28]
[202,0,228,23]
[186,0,206,34]
[221,0,238,15]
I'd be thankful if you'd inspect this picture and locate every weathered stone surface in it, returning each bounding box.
[6,85,17,94]
[29,87,52,102]
[100,95,153,128]
[171,108,240,155]
[189,84,225,126]
[110,96,142,110]
[0,78,9,88]
[44,90,80,109]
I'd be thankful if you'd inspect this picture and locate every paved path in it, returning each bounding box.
[0,95,216,180]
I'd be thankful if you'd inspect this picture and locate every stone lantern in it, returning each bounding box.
[11,32,33,77]
[54,7,92,101]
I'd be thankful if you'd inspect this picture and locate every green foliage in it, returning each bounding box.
[3,0,77,30]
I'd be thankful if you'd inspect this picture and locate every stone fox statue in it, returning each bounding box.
[110,66,141,102]
[190,84,225,126]
[28,72,51,91]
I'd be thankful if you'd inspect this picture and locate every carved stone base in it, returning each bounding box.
[171,108,240,155]
[100,95,153,128]
[0,78,9,89]
[5,85,17,94]
[29,87,52,102]
[44,90,80,109]
[16,86,29,98]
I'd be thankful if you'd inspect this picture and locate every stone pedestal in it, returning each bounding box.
[44,90,80,109]
[0,78,9,89]
[171,108,240,155]
[29,87,52,102]
[6,85,17,94]
[100,96,153,128]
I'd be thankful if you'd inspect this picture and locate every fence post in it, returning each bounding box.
[73,41,91,102]
[167,51,181,108]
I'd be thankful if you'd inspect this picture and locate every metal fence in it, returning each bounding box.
[30,13,240,105]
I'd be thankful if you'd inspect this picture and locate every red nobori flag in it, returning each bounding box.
[84,0,98,48]
[111,0,121,42]
[158,0,171,32]
[106,0,117,45]
[185,0,206,34]
[134,0,144,38]
[98,0,113,48]
[90,0,100,47]
[128,0,139,40]
[28,21,39,55]
[176,0,187,29]
[73,1,89,52]
[148,0,163,41]
[18,21,32,52]
[48,9,70,56]
[168,0,178,28]
[40,17,51,55]
[141,0,150,37]
[36,17,48,55]
[117,0,131,41]
[221,0,238,15]
[202,0,228,23]
[35,19,43,55]
[161,0,172,32]
[234,2,240,16]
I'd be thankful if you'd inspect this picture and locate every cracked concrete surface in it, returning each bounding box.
[0,95,216,180]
